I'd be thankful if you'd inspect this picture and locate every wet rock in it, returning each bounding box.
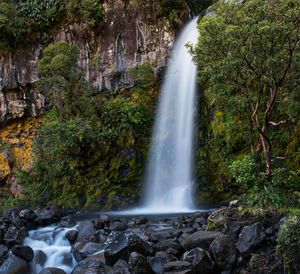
[39,267,67,274]
[114,259,130,273]
[66,230,78,244]
[0,244,8,258]
[11,245,34,261]
[3,207,21,223]
[153,238,184,253]
[237,222,266,254]
[60,216,75,228]
[209,234,236,270]
[19,209,36,221]
[71,254,113,274]
[183,247,214,273]
[128,252,153,274]
[62,253,74,266]
[4,226,28,248]
[149,251,177,274]
[163,261,192,273]
[110,221,128,231]
[34,208,61,226]
[181,231,222,250]
[34,250,47,267]
[95,214,110,229]
[135,217,148,225]
[104,231,153,266]
[148,230,176,243]
[72,241,104,262]
[0,224,7,242]
[77,220,96,242]
[0,252,30,274]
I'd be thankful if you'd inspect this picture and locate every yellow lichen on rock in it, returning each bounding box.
[0,153,10,178]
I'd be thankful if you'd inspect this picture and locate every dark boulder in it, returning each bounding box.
[71,254,113,274]
[104,231,153,266]
[34,208,61,226]
[163,261,192,273]
[149,251,177,274]
[11,245,34,261]
[148,231,174,243]
[135,217,148,225]
[4,226,28,248]
[19,209,36,221]
[183,247,214,273]
[128,252,153,274]
[0,252,30,274]
[39,267,67,274]
[236,222,266,254]
[3,207,21,223]
[114,259,130,273]
[0,224,7,243]
[77,221,96,242]
[72,242,104,262]
[110,221,128,231]
[153,238,184,253]
[0,244,8,258]
[66,230,78,244]
[95,214,110,229]
[60,216,75,228]
[209,234,236,270]
[181,231,222,250]
[34,250,47,268]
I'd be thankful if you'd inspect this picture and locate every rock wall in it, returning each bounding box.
[0,0,189,203]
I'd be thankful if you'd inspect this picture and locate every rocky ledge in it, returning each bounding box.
[0,202,298,273]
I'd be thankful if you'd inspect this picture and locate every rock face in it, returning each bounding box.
[0,0,188,204]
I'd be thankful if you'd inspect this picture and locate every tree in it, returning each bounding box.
[190,0,300,176]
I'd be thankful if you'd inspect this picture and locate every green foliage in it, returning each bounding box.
[0,1,27,48]
[66,0,104,29]
[18,0,64,31]
[277,215,300,253]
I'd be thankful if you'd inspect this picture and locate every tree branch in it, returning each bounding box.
[276,152,300,160]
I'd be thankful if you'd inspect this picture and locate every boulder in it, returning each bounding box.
[95,214,110,229]
[153,238,183,253]
[19,209,36,221]
[77,221,96,242]
[110,221,128,231]
[4,226,28,248]
[236,222,266,254]
[11,245,34,261]
[3,207,21,223]
[34,250,47,267]
[71,254,113,274]
[181,231,222,250]
[0,252,30,274]
[60,216,75,228]
[148,231,175,243]
[183,247,214,273]
[39,268,67,274]
[128,252,153,274]
[104,231,153,266]
[0,224,7,242]
[0,244,8,258]
[34,208,61,226]
[149,251,177,274]
[66,230,78,244]
[114,259,130,273]
[209,234,236,270]
[72,242,104,262]
[163,261,192,273]
[135,217,148,225]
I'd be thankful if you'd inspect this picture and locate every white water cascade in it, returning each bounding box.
[139,17,199,213]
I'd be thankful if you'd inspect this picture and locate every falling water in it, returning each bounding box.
[140,17,199,213]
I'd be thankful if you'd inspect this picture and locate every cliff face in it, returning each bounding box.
[0,0,189,204]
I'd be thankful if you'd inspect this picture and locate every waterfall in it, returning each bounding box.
[140,17,199,213]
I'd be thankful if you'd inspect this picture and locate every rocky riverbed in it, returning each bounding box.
[0,202,298,273]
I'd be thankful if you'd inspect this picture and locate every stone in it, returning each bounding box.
[135,217,148,225]
[95,214,110,229]
[11,245,34,261]
[183,247,214,273]
[128,252,153,274]
[71,254,113,274]
[65,230,78,244]
[209,234,236,270]
[163,261,192,273]
[237,222,266,254]
[104,231,153,266]
[60,215,75,228]
[72,242,104,262]
[3,207,24,228]
[149,251,177,274]
[4,226,28,248]
[34,250,47,267]
[0,244,8,258]
[110,221,128,231]
[148,231,174,243]
[34,208,61,226]
[77,220,96,242]
[0,252,30,274]
[19,209,36,221]
[153,238,183,253]
[39,267,67,274]
[181,231,222,250]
